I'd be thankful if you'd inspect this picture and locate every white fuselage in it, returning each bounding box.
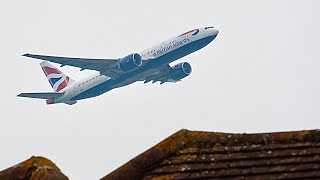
[55,27,219,104]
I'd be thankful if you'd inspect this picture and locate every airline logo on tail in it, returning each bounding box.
[40,61,73,92]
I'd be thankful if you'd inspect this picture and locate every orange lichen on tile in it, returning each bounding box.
[102,129,320,180]
[0,156,68,180]
[19,156,61,171]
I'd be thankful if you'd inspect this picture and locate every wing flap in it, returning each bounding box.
[17,92,64,99]
[144,64,173,84]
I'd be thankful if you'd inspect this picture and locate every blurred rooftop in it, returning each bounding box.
[0,156,68,180]
[102,129,320,180]
[2,129,320,180]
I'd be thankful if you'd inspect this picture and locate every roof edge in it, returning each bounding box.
[101,129,320,180]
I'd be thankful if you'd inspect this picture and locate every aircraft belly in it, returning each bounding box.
[70,35,216,101]
[110,68,158,89]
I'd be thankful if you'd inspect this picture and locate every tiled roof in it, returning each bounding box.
[0,156,68,180]
[102,129,320,180]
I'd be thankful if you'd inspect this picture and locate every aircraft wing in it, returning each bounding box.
[23,53,124,79]
[144,64,175,84]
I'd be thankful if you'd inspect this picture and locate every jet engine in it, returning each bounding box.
[170,62,192,81]
[118,53,142,72]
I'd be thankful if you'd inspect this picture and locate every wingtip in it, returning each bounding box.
[22,53,30,57]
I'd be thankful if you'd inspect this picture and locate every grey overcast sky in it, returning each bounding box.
[1,0,320,179]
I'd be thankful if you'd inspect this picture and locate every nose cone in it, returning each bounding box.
[212,28,219,36]
[204,28,219,44]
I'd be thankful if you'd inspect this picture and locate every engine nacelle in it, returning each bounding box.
[118,53,142,72]
[170,62,192,81]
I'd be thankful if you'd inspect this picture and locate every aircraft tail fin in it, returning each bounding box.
[40,61,75,92]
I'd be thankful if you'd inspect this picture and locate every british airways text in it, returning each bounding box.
[156,38,190,56]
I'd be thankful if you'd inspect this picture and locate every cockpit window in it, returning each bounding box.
[205,26,214,30]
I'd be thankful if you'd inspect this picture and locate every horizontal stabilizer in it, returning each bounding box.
[17,92,64,99]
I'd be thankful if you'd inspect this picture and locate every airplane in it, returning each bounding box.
[18,26,219,105]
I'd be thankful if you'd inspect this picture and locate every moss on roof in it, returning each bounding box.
[102,129,320,180]
[0,156,68,180]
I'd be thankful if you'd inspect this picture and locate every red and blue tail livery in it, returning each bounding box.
[18,26,219,105]
[40,61,74,92]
